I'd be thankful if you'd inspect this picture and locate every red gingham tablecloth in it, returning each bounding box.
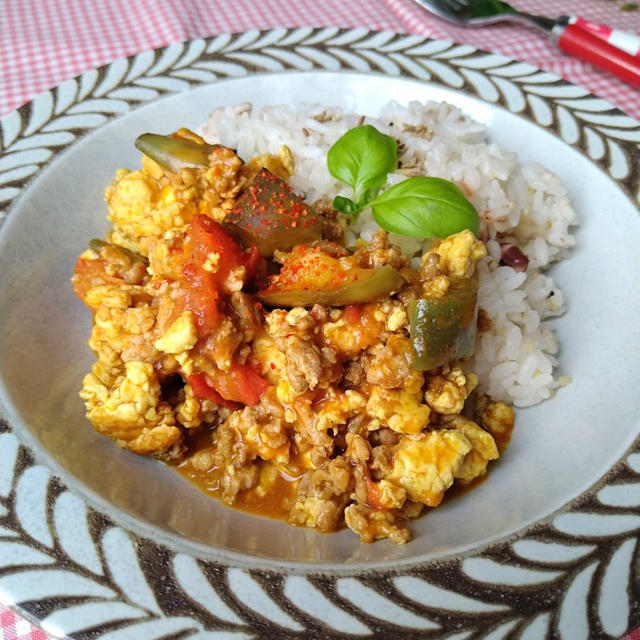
[1,0,639,119]
[0,1,639,638]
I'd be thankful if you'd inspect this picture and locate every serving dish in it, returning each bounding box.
[0,28,639,639]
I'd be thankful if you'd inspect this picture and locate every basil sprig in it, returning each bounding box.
[327,125,397,216]
[327,124,479,238]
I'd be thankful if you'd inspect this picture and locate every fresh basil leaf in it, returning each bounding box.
[332,195,359,213]
[327,125,397,203]
[370,177,479,238]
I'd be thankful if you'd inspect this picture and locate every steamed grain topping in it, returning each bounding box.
[72,100,576,543]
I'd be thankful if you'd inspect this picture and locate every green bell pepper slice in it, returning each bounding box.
[258,264,405,307]
[256,244,405,307]
[409,276,478,370]
[134,133,221,172]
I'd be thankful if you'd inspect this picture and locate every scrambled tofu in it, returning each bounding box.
[387,431,472,506]
[366,386,431,434]
[72,129,515,544]
[427,229,487,278]
[80,361,182,457]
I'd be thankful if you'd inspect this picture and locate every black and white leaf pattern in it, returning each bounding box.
[0,29,639,638]
[437,631,474,640]
[124,50,156,82]
[53,491,103,575]
[0,432,19,497]
[598,539,636,637]
[511,540,596,565]
[102,527,161,614]
[392,576,509,613]
[283,576,370,635]
[478,619,520,640]
[97,616,201,640]
[0,541,53,568]
[627,453,640,472]
[94,58,130,97]
[597,482,640,507]
[336,577,440,630]
[40,602,146,636]
[553,512,640,537]
[462,557,563,586]
[229,569,304,631]
[1,111,22,149]
[173,554,245,625]
[557,562,598,640]
[15,466,53,548]
[23,92,54,136]
[186,632,255,640]
[519,613,551,640]
[1,569,116,601]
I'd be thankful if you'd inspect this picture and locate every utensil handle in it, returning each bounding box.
[554,21,640,86]
[569,16,640,59]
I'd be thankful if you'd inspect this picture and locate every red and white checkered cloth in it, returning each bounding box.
[0,1,639,638]
[1,0,639,118]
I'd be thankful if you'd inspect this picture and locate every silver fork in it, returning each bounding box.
[411,0,640,86]
[412,0,555,32]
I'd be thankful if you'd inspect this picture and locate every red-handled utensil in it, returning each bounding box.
[568,16,640,59]
[553,17,640,86]
[411,0,640,86]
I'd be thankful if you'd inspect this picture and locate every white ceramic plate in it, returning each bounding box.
[1,29,639,639]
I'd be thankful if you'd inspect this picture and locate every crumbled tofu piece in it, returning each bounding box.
[385,304,408,332]
[375,479,407,509]
[279,145,295,175]
[225,265,246,292]
[428,229,487,278]
[203,251,220,273]
[344,503,410,544]
[80,361,182,456]
[425,367,477,415]
[386,431,472,506]
[85,285,132,310]
[154,311,198,354]
[446,415,499,482]
[366,386,430,434]
[315,390,367,432]
[245,146,294,180]
[478,399,515,454]
[286,307,313,329]
[176,381,218,428]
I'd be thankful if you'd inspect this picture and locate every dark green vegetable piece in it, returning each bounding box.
[409,276,478,370]
[135,133,221,172]
[224,168,322,257]
[88,238,145,264]
[89,238,108,252]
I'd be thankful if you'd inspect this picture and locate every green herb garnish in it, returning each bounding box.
[370,176,479,237]
[327,124,479,238]
[327,125,397,217]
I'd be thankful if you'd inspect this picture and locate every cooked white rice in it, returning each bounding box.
[201,100,577,408]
